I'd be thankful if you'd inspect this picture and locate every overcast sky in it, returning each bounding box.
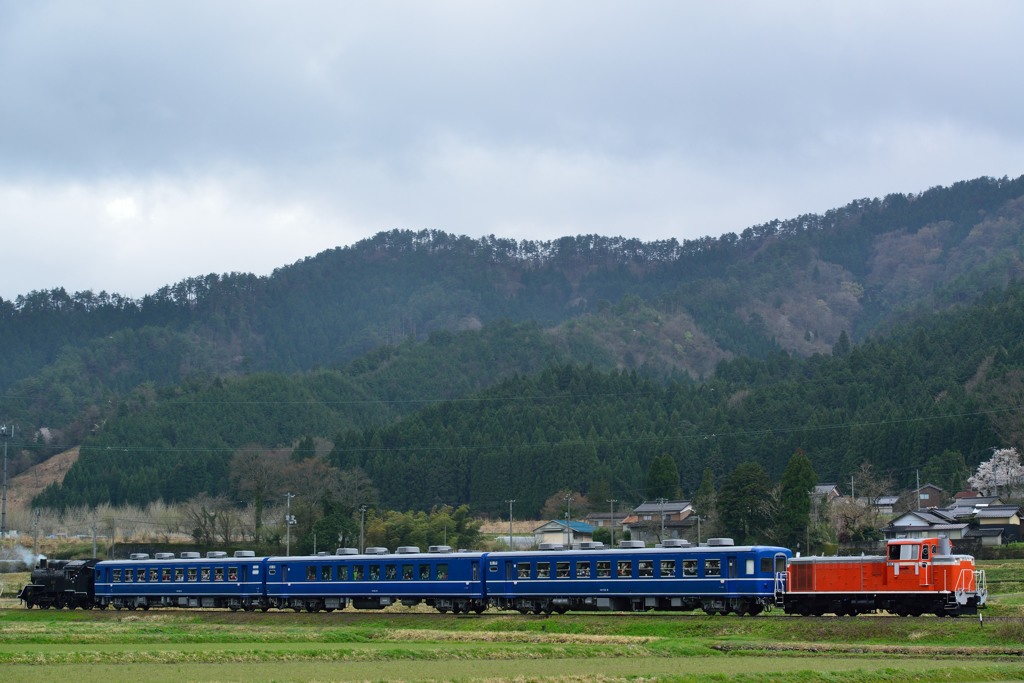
[1,1,1022,301]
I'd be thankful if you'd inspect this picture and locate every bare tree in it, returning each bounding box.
[230,445,288,543]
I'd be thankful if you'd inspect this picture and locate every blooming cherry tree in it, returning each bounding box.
[967,448,1024,498]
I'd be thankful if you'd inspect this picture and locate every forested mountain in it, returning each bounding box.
[4,175,1024,513]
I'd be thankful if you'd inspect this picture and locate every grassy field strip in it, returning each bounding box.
[1,656,1023,683]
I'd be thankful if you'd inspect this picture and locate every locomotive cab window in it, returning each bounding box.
[888,544,919,561]
[921,545,930,560]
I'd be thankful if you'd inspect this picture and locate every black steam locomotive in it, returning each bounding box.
[17,558,98,609]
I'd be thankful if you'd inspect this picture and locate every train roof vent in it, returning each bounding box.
[129,553,150,560]
[335,548,359,556]
[618,540,646,549]
[364,546,389,555]
[206,551,228,558]
[428,545,453,554]
[154,552,176,559]
[180,552,201,559]
[577,541,605,550]
[661,539,692,548]
[706,538,734,546]
[396,546,420,554]
[234,550,256,558]
[538,543,565,551]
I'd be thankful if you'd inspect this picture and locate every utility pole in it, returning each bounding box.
[32,509,40,558]
[505,499,515,548]
[657,497,667,542]
[563,493,573,547]
[284,493,296,556]
[359,505,367,553]
[607,499,618,547]
[1,424,12,536]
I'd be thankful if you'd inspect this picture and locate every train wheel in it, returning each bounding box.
[474,605,486,615]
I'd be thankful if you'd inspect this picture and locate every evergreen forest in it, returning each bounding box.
[1,175,1023,524]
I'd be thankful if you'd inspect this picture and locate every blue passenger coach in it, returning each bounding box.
[264,546,487,613]
[95,551,267,610]
[483,540,790,615]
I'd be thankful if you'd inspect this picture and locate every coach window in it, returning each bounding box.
[420,564,431,580]
[369,565,381,581]
[760,558,772,573]
[229,567,238,581]
[517,562,531,579]
[617,560,632,578]
[385,564,397,580]
[162,568,171,582]
[638,560,653,578]
[437,564,449,580]
[214,567,224,582]
[660,560,675,577]
[682,560,697,577]
[174,568,184,582]
[188,567,198,581]
[403,564,414,580]
[306,566,316,581]
[337,565,348,581]
[353,565,364,581]
[556,561,570,578]
[201,567,211,581]
[113,569,121,582]
[577,561,591,578]
[320,566,331,581]
[705,559,721,577]
[745,559,755,576]
[149,568,159,582]
[596,560,611,578]
[536,562,551,579]
[137,569,147,582]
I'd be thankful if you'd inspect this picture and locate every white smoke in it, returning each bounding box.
[0,546,45,571]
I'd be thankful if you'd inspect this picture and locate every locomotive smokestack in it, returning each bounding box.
[937,536,952,557]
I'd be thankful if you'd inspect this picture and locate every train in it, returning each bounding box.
[16,536,987,617]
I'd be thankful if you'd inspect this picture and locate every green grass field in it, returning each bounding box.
[2,606,1023,683]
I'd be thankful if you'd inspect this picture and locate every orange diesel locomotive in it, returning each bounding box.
[780,536,986,617]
